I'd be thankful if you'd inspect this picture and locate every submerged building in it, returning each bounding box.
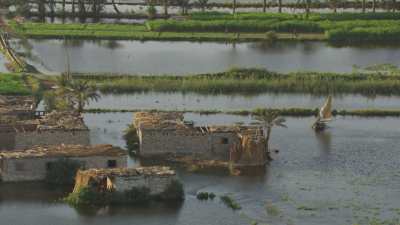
[0,111,90,150]
[0,95,35,120]
[73,166,177,195]
[0,144,127,182]
[133,112,267,167]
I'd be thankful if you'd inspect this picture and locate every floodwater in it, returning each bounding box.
[88,92,400,111]
[23,39,400,75]
[1,113,399,225]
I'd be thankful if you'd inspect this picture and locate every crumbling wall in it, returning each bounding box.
[230,134,267,167]
[14,129,90,150]
[139,130,210,156]
[113,175,175,195]
[0,131,15,150]
[0,155,127,182]
[210,133,240,161]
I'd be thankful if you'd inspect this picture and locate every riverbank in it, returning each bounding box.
[73,68,400,96]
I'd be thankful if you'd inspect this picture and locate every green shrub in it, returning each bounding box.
[45,158,83,186]
[64,187,101,206]
[123,124,139,155]
[0,73,31,95]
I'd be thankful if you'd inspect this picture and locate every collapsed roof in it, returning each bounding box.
[0,144,127,159]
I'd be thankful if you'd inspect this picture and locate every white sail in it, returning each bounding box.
[318,95,333,122]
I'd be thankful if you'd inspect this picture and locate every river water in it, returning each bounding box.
[22,39,400,75]
[88,92,400,111]
[1,113,399,225]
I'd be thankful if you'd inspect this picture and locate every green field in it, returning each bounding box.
[10,12,400,43]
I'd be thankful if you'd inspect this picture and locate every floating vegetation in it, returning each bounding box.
[220,195,242,210]
[196,192,216,200]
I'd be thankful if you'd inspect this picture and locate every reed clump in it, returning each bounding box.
[75,68,400,96]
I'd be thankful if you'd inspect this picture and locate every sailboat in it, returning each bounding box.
[312,96,333,131]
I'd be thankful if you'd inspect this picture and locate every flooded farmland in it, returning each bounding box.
[21,39,400,75]
[0,113,399,225]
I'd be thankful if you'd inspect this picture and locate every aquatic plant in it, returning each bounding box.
[196,192,216,200]
[220,195,242,210]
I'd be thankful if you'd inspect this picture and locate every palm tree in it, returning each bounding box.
[263,0,267,12]
[362,0,366,13]
[197,0,209,12]
[254,109,287,156]
[69,80,100,113]
[305,0,311,18]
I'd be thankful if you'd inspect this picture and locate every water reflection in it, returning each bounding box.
[22,39,400,75]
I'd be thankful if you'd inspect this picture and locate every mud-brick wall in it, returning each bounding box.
[0,155,127,182]
[210,133,240,161]
[0,132,16,150]
[139,130,211,156]
[14,129,90,150]
[113,174,176,195]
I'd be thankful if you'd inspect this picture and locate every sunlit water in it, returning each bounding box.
[21,39,400,75]
[1,113,399,225]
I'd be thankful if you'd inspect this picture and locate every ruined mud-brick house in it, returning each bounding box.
[0,144,127,182]
[133,112,267,167]
[0,111,90,150]
[73,166,177,195]
[0,95,35,121]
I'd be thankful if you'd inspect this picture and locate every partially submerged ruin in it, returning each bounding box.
[0,144,127,182]
[73,166,177,195]
[0,95,35,121]
[0,111,90,150]
[66,166,184,206]
[133,112,267,169]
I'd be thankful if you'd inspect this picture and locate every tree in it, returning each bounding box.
[163,0,169,16]
[263,0,267,12]
[45,74,99,113]
[254,109,287,156]
[197,0,209,12]
[232,0,237,14]
[278,0,283,13]
[305,0,311,18]
[362,0,366,13]
[69,80,100,113]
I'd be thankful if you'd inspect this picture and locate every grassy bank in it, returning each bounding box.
[146,13,400,43]
[9,21,324,42]
[0,73,32,95]
[84,108,400,117]
[11,13,400,43]
[75,68,400,96]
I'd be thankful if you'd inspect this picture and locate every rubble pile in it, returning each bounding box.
[38,111,87,130]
